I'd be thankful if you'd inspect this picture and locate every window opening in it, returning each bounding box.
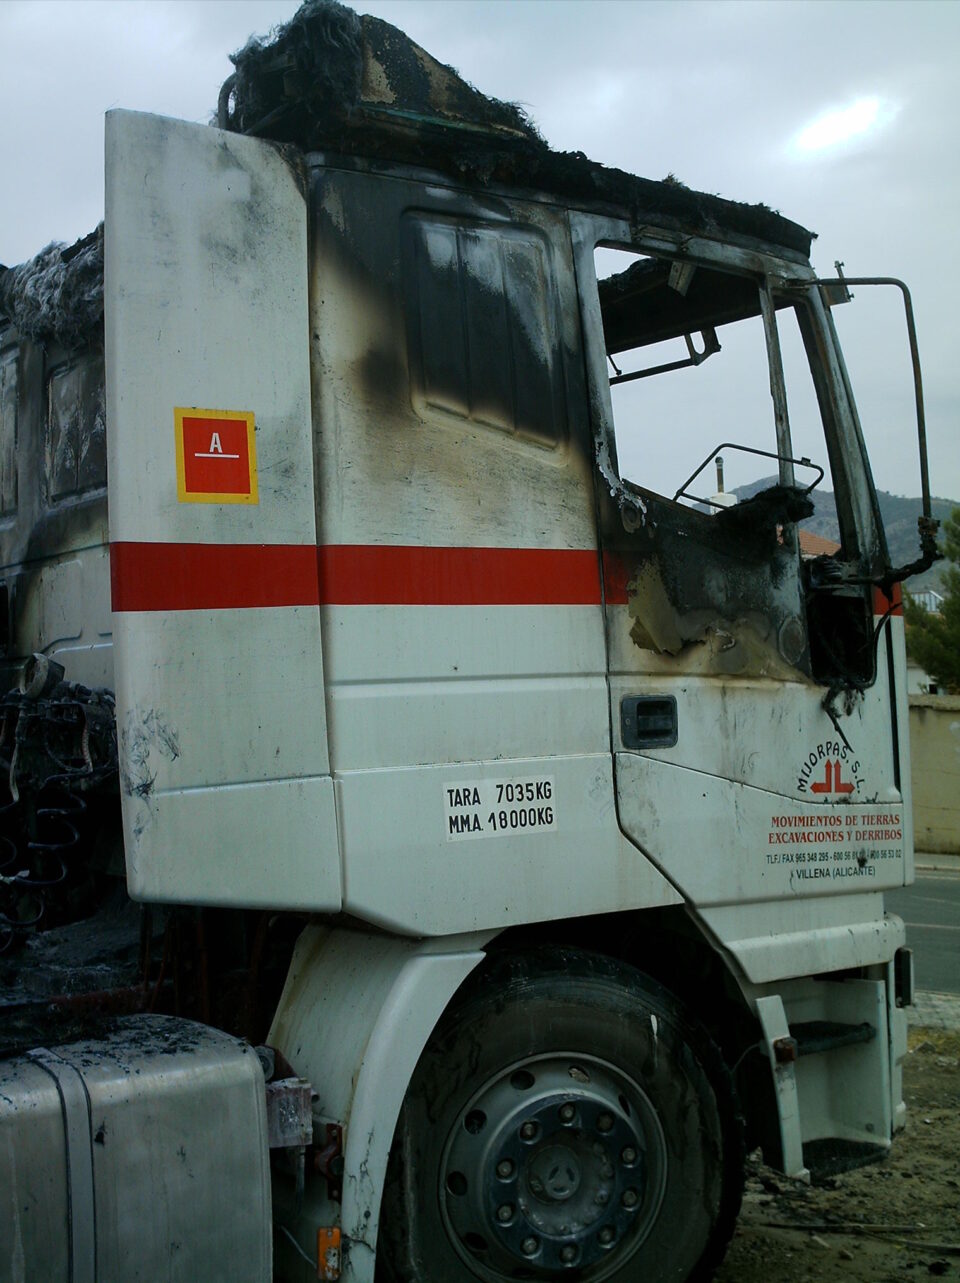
[776,302,848,557]
[594,247,797,507]
[775,299,875,685]
[592,245,877,688]
[46,353,106,501]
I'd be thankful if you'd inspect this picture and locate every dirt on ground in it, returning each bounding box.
[716,1028,960,1283]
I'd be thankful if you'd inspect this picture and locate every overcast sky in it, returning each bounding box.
[2,0,958,502]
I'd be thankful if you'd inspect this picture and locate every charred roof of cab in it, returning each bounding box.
[219,0,814,260]
[0,0,814,349]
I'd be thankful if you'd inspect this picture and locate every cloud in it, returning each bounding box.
[790,97,899,157]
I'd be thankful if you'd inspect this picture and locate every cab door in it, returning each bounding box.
[571,213,910,928]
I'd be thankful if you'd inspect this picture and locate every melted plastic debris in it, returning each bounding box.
[0,225,103,348]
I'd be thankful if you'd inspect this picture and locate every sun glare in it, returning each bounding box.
[794,97,884,154]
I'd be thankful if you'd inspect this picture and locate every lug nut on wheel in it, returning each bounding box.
[521,1237,539,1257]
[621,1146,637,1164]
[496,1204,514,1224]
[496,1159,515,1178]
[520,1121,538,1140]
[622,1187,639,1209]
[597,1111,614,1132]
[598,1226,615,1245]
[559,1244,577,1263]
[559,1103,576,1123]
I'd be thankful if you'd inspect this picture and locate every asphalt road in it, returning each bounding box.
[885,870,960,995]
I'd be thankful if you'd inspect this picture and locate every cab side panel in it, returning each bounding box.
[106,112,339,910]
[309,164,679,933]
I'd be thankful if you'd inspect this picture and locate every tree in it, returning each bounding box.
[904,507,960,692]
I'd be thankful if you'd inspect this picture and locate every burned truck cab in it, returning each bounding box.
[0,5,938,1282]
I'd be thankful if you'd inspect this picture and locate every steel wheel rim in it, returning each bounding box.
[438,1051,668,1280]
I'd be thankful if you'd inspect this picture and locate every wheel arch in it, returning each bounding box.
[268,910,767,1281]
[491,905,760,1063]
[267,924,495,1281]
[379,936,747,1282]
[488,905,776,1158]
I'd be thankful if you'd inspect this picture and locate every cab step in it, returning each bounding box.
[792,1020,876,1057]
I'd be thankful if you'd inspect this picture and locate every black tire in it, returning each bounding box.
[378,948,743,1283]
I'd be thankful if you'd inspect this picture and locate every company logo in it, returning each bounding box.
[796,741,863,796]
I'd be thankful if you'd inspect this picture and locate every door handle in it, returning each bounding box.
[620,695,678,749]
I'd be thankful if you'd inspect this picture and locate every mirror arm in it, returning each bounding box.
[816,267,940,583]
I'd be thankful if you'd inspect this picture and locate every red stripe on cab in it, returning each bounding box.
[317,545,602,606]
[110,542,320,612]
[872,582,903,617]
[600,551,631,606]
[110,543,607,611]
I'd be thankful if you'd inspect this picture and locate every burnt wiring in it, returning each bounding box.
[817,596,902,749]
[820,692,854,755]
[0,673,118,954]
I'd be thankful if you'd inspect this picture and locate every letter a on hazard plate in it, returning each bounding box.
[175,407,258,504]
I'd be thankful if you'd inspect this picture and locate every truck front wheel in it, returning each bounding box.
[378,948,743,1283]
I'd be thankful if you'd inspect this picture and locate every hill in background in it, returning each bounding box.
[734,477,957,592]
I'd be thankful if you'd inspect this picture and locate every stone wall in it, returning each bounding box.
[909,694,960,853]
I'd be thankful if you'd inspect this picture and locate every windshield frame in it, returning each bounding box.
[570,210,888,573]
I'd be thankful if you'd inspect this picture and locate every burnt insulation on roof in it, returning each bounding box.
[0,225,103,349]
[227,0,365,136]
[0,2,814,352]
[221,0,813,260]
[224,0,542,146]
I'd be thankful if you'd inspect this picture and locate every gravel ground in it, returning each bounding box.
[716,1027,960,1282]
